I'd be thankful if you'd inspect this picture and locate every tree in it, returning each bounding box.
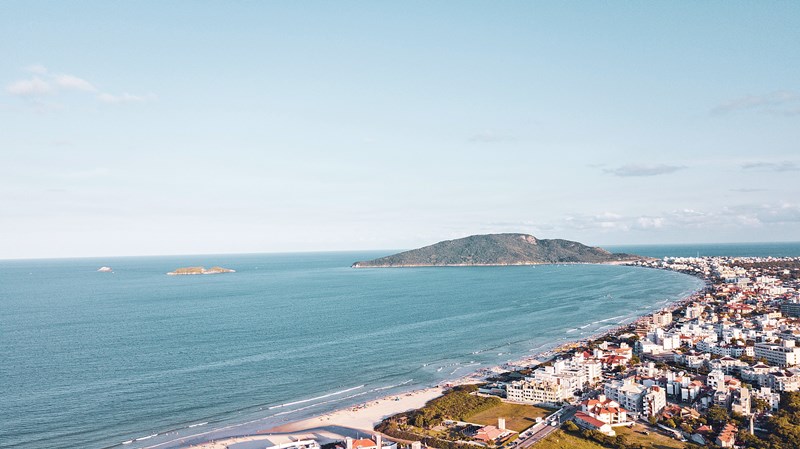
[708,406,729,425]
[414,414,425,428]
[562,421,579,432]
[630,355,641,365]
[752,397,770,414]
[648,415,658,426]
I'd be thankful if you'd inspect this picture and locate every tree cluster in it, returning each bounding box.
[406,385,501,428]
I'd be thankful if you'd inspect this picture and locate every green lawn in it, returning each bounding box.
[536,426,692,449]
[535,430,605,449]
[465,402,552,432]
[615,425,689,449]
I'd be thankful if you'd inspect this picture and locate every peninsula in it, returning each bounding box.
[352,233,642,267]
[166,266,235,275]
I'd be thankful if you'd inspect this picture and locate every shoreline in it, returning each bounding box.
[146,268,704,449]
[352,260,651,268]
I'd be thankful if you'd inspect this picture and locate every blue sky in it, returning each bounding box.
[1,2,799,258]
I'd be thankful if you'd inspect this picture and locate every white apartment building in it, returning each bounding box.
[754,340,800,367]
[506,378,568,405]
[653,311,673,327]
[603,378,665,418]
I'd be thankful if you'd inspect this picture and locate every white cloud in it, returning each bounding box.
[24,64,48,75]
[468,131,516,143]
[741,161,799,172]
[603,164,686,177]
[5,65,154,107]
[62,167,111,179]
[53,74,97,92]
[551,202,800,235]
[711,90,800,116]
[98,92,157,104]
[6,77,53,96]
[636,217,664,229]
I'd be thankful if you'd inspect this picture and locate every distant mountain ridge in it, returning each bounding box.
[352,233,642,267]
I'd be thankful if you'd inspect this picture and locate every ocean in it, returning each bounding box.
[1,242,797,449]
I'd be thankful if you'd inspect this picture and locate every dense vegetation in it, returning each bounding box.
[375,385,502,448]
[737,391,800,448]
[561,424,694,449]
[407,385,500,427]
[353,233,640,267]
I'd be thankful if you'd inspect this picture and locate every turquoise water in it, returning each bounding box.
[6,244,790,449]
[607,241,800,259]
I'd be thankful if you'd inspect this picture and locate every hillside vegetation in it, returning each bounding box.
[353,233,640,267]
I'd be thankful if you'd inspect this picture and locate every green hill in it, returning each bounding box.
[352,233,641,267]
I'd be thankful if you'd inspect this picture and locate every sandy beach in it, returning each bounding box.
[178,387,444,449]
[268,387,444,433]
[161,281,704,449]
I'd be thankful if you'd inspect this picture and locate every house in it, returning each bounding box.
[472,425,508,443]
[579,395,628,424]
[574,412,615,436]
[340,436,397,449]
[715,423,737,448]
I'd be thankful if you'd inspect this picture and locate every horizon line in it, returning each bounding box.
[2,239,800,262]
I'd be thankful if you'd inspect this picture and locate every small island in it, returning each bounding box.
[167,266,236,276]
[352,233,644,267]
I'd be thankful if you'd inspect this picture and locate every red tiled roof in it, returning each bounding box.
[575,412,607,428]
[474,426,505,442]
[352,439,377,449]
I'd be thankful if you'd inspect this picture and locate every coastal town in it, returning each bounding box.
[205,254,800,449]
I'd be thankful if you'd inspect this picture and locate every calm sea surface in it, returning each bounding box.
[2,243,797,449]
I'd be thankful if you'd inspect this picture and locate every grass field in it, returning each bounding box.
[535,430,605,449]
[615,424,688,449]
[535,425,691,449]
[465,402,552,432]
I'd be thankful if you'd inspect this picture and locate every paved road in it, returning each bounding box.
[516,406,577,448]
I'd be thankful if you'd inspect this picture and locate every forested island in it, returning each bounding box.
[352,233,642,267]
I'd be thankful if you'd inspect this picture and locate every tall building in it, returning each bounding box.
[652,311,673,327]
[603,378,665,417]
[755,340,800,367]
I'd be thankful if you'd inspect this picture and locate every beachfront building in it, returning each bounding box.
[653,311,673,327]
[506,378,568,406]
[754,340,800,367]
[685,305,704,320]
[506,352,604,406]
